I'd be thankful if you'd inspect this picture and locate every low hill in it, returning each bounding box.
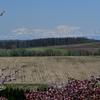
[0,37,98,49]
[40,42,100,52]
[1,56,100,84]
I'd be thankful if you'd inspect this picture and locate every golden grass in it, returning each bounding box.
[0,56,100,84]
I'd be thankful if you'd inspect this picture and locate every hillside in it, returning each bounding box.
[1,56,100,84]
[0,37,98,49]
[40,42,100,52]
[0,42,100,57]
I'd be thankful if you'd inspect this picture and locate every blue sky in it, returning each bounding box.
[0,0,100,40]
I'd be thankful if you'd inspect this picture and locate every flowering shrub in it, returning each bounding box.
[24,76,100,100]
[0,65,25,100]
[0,96,8,100]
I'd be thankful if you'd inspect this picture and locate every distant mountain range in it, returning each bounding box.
[0,25,100,40]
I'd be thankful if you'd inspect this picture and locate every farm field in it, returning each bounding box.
[39,42,100,52]
[26,47,68,54]
[0,56,100,85]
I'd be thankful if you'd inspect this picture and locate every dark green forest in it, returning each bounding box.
[0,37,98,49]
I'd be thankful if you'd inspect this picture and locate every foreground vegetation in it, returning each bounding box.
[1,76,100,99]
[1,83,49,92]
[0,87,28,100]
[0,84,49,100]
[25,76,100,100]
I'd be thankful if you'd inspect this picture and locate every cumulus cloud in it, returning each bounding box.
[1,25,100,40]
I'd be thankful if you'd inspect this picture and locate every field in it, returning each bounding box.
[0,56,100,88]
[0,42,100,91]
[26,47,68,54]
[39,42,100,52]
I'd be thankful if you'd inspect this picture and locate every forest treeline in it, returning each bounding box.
[0,37,98,49]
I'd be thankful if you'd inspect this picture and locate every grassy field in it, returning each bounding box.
[0,56,100,90]
[39,42,100,52]
[26,47,68,53]
[1,83,49,92]
[26,47,68,55]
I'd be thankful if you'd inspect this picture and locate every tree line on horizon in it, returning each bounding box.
[0,37,98,49]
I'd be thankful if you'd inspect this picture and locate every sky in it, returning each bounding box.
[0,0,100,40]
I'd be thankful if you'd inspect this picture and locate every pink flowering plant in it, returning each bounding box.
[24,76,100,100]
[0,65,25,100]
[0,66,23,91]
